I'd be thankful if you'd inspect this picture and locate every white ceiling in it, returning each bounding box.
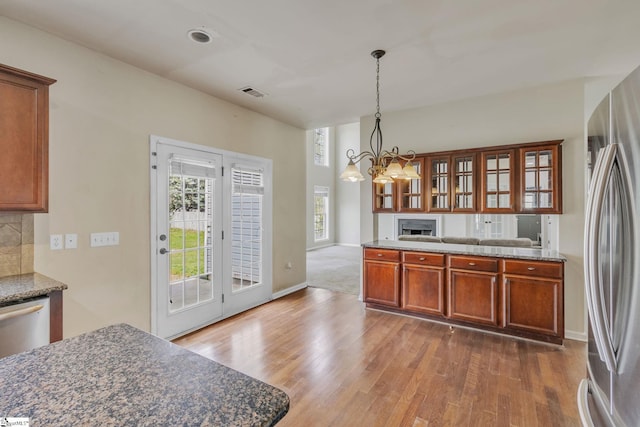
[2,0,640,129]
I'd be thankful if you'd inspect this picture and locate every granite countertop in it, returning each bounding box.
[0,323,290,426]
[363,239,567,262]
[0,272,68,304]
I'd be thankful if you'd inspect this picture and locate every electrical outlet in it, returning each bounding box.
[65,233,78,249]
[50,234,63,250]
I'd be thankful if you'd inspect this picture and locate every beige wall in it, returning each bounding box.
[359,80,587,339]
[0,18,306,338]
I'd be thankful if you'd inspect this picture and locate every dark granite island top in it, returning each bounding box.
[0,323,289,426]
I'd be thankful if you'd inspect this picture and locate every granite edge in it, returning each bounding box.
[362,240,567,262]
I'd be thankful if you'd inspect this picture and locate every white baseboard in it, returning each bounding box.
[565,329,587,342]
[272,282,307,299]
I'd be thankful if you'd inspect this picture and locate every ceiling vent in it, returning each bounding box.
[239,86,266,98]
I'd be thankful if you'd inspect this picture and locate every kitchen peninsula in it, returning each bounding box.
[0,323,290,426]
[363,240,566,344]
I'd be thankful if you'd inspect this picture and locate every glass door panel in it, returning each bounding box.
[398,158,423,211]
[482,150,514,212]
[374,182,395,211]
[520,146,558,212]
[453,154,476,211]
[428,156,450,211]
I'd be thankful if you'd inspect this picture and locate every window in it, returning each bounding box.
[314,186,329,241]
[313,127,329,167]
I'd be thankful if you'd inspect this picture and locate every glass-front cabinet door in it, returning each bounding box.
[481,149,515,212]
[452,153,476,212]
[427,155,451,212]
[398,158,424,211]
[373,181,396,212]
[519,144,562,213]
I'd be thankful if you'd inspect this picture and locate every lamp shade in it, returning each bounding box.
[402,161,421,179]
[384,159,405,178]
[372,173,393,184]
[340,160,365,182]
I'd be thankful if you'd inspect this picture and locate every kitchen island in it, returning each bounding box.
[362,240,566,344]
[0,323,289,426]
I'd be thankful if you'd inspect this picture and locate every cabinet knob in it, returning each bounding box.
[419,257,425,261]
[377,253,383,257]
[468,262,476,266]
[527,267,535,271]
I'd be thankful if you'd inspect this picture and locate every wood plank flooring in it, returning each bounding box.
[173,287,586,427]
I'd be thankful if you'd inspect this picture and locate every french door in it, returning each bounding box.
[153,141,223,339]
[151,136,272,339]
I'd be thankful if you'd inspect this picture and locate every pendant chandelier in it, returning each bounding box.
[340,49,419,184]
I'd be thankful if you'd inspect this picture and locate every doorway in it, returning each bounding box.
[150,136,273,339]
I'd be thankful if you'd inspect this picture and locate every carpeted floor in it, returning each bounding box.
[306,245,360,295]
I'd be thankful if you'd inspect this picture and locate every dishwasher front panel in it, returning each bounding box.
[0,296,50,358]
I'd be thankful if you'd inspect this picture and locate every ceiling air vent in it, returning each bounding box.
[239,86,266,98]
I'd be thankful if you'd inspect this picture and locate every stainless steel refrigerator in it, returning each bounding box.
[578,65,640,426]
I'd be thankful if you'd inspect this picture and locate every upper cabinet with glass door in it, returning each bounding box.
[481,149,515,212]
[519,141,562,213]
[397,158,424,212]
[427,155,451,212]
[452,153,477,212]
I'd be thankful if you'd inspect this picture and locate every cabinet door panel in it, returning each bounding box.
[448,270,498,325]
[518,143,562,213]
[503,275,562,337]
[481,150,515,213]
[363,260,400,307]
[402,265,445,316]
[0,66,55,212]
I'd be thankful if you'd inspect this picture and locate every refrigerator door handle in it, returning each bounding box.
[577,379,595,427]
[584,143,618,373]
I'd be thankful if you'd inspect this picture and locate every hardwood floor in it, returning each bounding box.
[173,287,586,427]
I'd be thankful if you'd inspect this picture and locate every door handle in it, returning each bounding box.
[584,143,618,373]
[0,304,44,322]
[577,379,595,427]
[159,248,168,255]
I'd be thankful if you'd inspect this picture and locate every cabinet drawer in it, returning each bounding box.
[503,259,563,279]
[402,252,445,267]
[449,255,498,273]
[364,248,401,262]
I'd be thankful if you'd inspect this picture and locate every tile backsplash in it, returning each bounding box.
[0,213,34,277]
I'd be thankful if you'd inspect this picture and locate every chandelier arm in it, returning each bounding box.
[379,148,416,162]
[346,149,376,164]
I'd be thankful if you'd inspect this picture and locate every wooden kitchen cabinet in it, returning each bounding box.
[447,255,499,326]
[426,155,451,212]
[480,149,516,213]
[402,252,446,317]
[0,64,56,212]
[373,181,396,212]
[519,142,562,213]
[502,259,564,339]
[451,153,477,212]
[362,246,565,343]
[363,248,401,307]
[397,158,424,212]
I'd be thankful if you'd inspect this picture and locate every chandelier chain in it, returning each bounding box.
[375,56,381,119]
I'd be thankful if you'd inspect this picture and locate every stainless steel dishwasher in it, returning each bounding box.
[0,296,50,358]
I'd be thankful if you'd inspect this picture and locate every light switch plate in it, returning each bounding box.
[65,233,78,249]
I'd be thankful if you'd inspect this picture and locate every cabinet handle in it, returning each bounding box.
[419,257,425,261]
[377,253,383,257]
[527,267,536,271]
[468,262,476,266]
